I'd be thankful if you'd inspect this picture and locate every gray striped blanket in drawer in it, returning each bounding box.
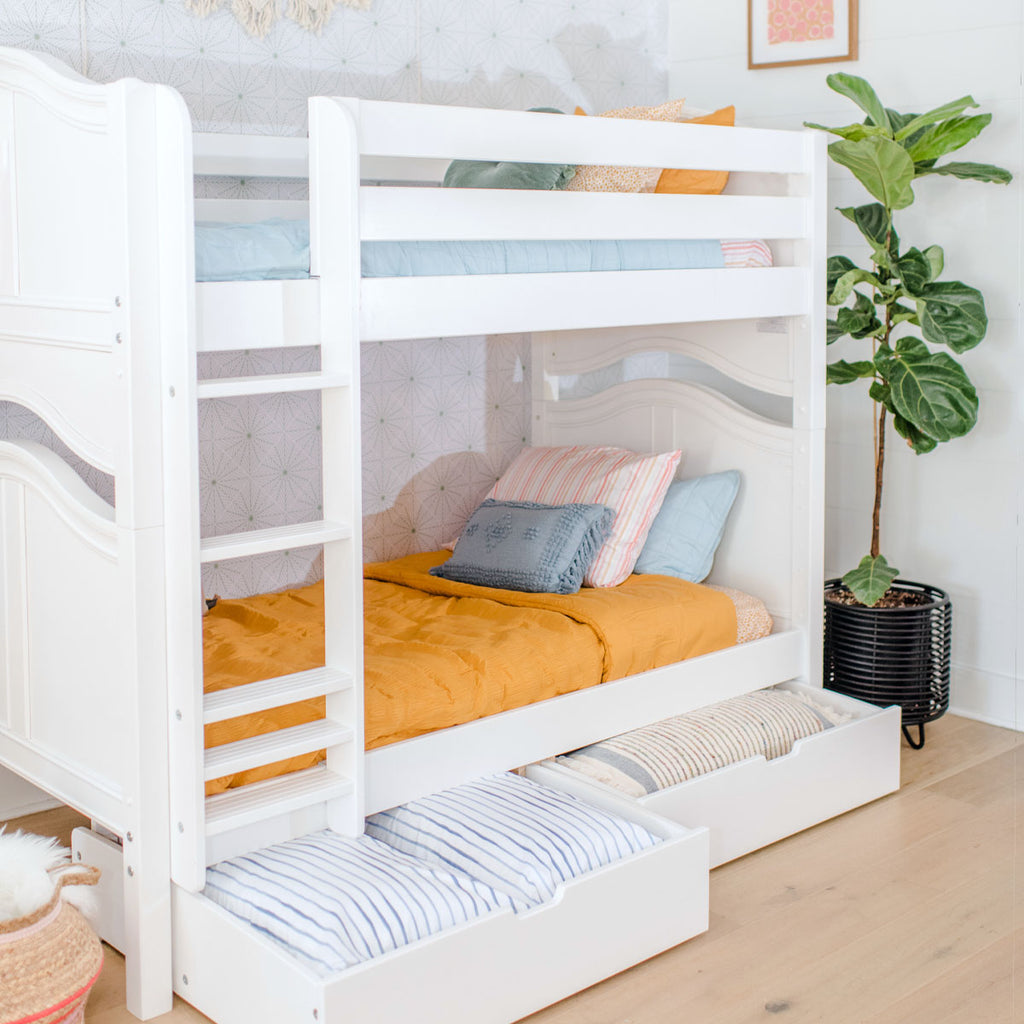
[550,688,849,799]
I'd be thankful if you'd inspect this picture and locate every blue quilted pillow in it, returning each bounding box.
[633,470,740,582]
[430,499,613,594]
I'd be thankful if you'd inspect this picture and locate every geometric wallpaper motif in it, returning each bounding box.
[0,0,665,597]
[2,0,668,135]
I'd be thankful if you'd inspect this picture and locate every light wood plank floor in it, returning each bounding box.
[8,714,1022,1023]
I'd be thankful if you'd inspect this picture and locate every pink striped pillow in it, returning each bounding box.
[488,446,682,587]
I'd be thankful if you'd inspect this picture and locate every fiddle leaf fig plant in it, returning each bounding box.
[807,73,1011,607]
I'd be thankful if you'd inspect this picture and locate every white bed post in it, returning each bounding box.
[308,96,365,833]
[108,76,195,1019]
[791,130,828,687]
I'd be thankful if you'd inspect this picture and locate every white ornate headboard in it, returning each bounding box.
[532,320,802,625]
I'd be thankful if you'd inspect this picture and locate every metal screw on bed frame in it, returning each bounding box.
[76,851,82,860]
[115,333,123,344]
[126,831,133,842]
[312,1011,318,1020]
[175,710,182,720]
[114,296,121,307]
[169,386,176,397]
[182,974,189,986]
[178,822,185,834]
[127,866,135,877]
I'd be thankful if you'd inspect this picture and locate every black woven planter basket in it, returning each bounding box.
[823,578,951,749]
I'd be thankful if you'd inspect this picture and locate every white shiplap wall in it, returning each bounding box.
[669,0,1024,730]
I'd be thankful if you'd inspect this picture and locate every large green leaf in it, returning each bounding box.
[826,73,891,133]
[906,114,992,163]
[826,319,846,345]
[886,336,979,441]
[842,554,899,607]
[804,121,887,141]
[894,248,933,296]
[826,255,857,303]
[893,96,978,140]
[837,203,898,264]
[829,267,883,305]
[868,380,894,409]
[836,292,882,339]
[917,161,1013,184]
[890,302,920,327]
[922,245,944,281]
[916,281,988,352]
[828,137,916,210]
[827,359,875,385]
[893,412,938,454]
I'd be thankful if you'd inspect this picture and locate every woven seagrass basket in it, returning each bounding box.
[0,865,103,1024]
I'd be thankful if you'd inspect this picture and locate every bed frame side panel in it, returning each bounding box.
[0,48,196,1020]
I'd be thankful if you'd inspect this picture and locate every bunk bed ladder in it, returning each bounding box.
[195,357,363,863]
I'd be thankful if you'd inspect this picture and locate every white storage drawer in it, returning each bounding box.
[172,773,710,1024]
[529,682,901,868]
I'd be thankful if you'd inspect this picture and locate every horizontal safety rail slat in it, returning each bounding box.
[204,720,354,782]
[193,132,308,178]
[195,280,320,353]
[360,266,808,343]
[205,767,355,836]
[342,98,811,174]
[196,370,349,400]
[200,520,352,563]
[203,667,353,725]
[360,189,809,242]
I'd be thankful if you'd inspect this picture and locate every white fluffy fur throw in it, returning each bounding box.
[185,0,371,37]
[0,830,94,923]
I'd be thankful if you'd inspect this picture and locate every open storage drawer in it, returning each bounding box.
[529,681,901,868]
[171,773,710,1024]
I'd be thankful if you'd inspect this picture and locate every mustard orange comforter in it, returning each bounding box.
[203,551,737,793]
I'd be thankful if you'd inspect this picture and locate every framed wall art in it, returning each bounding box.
[748,0,858,69]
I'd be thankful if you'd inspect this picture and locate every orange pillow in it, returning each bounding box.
[656,106,735,195]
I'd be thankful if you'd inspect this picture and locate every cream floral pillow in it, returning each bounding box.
[565,98,692,193]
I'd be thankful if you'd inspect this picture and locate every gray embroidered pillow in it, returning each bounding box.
[430,499,614,594]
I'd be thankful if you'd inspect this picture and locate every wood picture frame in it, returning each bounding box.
[748,0,858,69]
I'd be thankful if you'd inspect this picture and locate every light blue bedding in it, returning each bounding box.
[194,218,727,281]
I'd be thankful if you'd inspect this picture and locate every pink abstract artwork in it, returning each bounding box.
[768,0,835,43]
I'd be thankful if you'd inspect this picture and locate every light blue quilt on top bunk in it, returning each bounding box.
[193,218,726,281]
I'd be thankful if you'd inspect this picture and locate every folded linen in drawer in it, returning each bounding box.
[204,830,516,976]
[549,688,849,799]
[365,771,661,910]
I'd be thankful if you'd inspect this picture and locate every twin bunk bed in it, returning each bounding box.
[0,47,900,1024]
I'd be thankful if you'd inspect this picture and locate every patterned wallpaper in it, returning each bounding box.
[0,0,667,597]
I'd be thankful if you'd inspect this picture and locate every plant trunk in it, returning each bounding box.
[871,402,886,558]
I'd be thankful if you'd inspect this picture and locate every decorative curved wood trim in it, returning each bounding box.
[537,324,794,397]
[0,388,114,475]
[544,378,792,455]
[0,47,109,131]
[0,439,115,559]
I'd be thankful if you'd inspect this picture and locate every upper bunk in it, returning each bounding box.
[194,96,827,349]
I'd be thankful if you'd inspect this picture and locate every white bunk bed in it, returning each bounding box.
[0,48,899,1024]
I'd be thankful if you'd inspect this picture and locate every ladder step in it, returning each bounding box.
[201,520,351,563]
[204,667,353,725]
[204,720,354,782]
[205,767,354,836]
[196,370,350,400]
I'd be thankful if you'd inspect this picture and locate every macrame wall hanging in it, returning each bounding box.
[186,0,371,38]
